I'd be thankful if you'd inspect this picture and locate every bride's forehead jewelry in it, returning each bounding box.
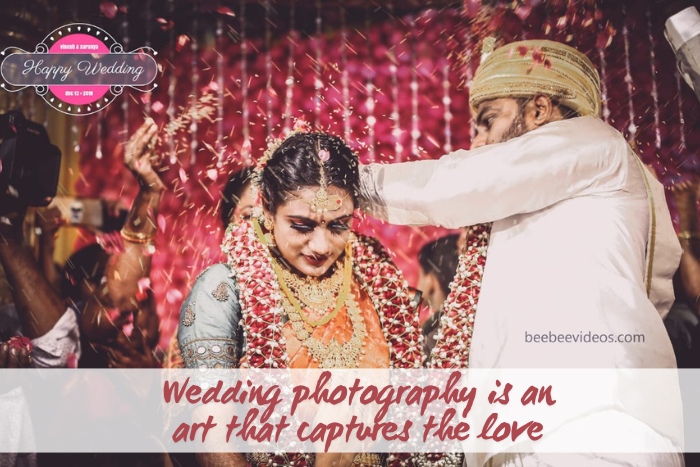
[299,139,344,214]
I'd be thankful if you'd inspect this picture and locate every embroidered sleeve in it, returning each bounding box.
[178,263,242,369]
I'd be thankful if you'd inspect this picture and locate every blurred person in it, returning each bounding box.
[673,179,700,316]
[220,166,256,228]
[82,120,162,367]
[416,234,460,357]
[0,203,81,467]
[0,210,80,370]
[659,0,700,102]
[668,179,700,369]
[35,120,167,467]
[32,119,164,368]
[359,39,682,466]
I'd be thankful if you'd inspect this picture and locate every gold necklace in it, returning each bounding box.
[276,262,343,312]
[271,242,353,328]
[281,289,367,368]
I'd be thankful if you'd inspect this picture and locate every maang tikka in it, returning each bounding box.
[300,139,344,214]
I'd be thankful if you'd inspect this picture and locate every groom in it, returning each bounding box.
[359,39,683,466]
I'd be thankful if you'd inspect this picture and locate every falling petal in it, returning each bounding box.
[216,6,236,17]
[514,5,533,21]
[99,1,118,19]
[151,101,165,113]
[166,288,183,304]
[156,18,174,31]
[176,35,190,52]
[136,277,151,301]
[463,0,481,19]
[66,353,78,369]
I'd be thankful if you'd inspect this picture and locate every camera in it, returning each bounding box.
[0,111,61,207]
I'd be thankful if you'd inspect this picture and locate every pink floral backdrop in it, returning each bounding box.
[76,0,700,349]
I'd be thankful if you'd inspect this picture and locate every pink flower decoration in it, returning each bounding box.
[318,149,330,162]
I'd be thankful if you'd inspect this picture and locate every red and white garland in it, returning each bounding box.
[382,224,492,467]
[428,223,491,369]
[350,234,423,369]
[221,219,423,370]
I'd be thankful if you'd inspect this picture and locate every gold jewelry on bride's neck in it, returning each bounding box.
[254,217,364,368]
[280,287,367,368]
[274,261,343,312]
[271,245,352,328]
[253,217,354,328]
[277,241,366,368]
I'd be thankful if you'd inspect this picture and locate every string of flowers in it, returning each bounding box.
[350,235,423,368]
[429,223,491,369]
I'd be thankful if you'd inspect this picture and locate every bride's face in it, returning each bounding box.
[268,185,355,277]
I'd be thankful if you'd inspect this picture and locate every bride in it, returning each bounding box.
[178,124,423,466]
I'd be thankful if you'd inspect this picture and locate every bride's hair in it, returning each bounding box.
[260,132,359,213]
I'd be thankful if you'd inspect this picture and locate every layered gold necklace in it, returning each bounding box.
[280,287,367,368]
[270,242,367,368]
[274,261,344,315]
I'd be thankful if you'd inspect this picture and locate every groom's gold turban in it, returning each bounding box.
[469,39,601,118]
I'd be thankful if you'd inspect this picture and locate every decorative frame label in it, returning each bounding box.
[0,23,158,115]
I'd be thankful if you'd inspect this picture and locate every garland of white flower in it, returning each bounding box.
[349,234,423,368]
[428,223,491,369]
[221,219,423,370]
[385,224,492,467]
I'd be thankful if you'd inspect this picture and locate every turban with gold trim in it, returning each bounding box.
[469,39,602,118]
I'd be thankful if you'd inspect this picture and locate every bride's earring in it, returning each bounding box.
[263,217,273,231]
[262,217,275,245]
[345,232,355,258]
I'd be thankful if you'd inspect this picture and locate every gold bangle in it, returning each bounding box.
[678,231,700,240]
[120,228,155,244]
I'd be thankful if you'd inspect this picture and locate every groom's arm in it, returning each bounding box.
[359,117,625,228]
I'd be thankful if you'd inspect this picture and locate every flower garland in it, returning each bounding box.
[428,223,491,369]
[222,219,288,368]
[349,235,423,369]
[221,219,423,370]
[383,224,491,467]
